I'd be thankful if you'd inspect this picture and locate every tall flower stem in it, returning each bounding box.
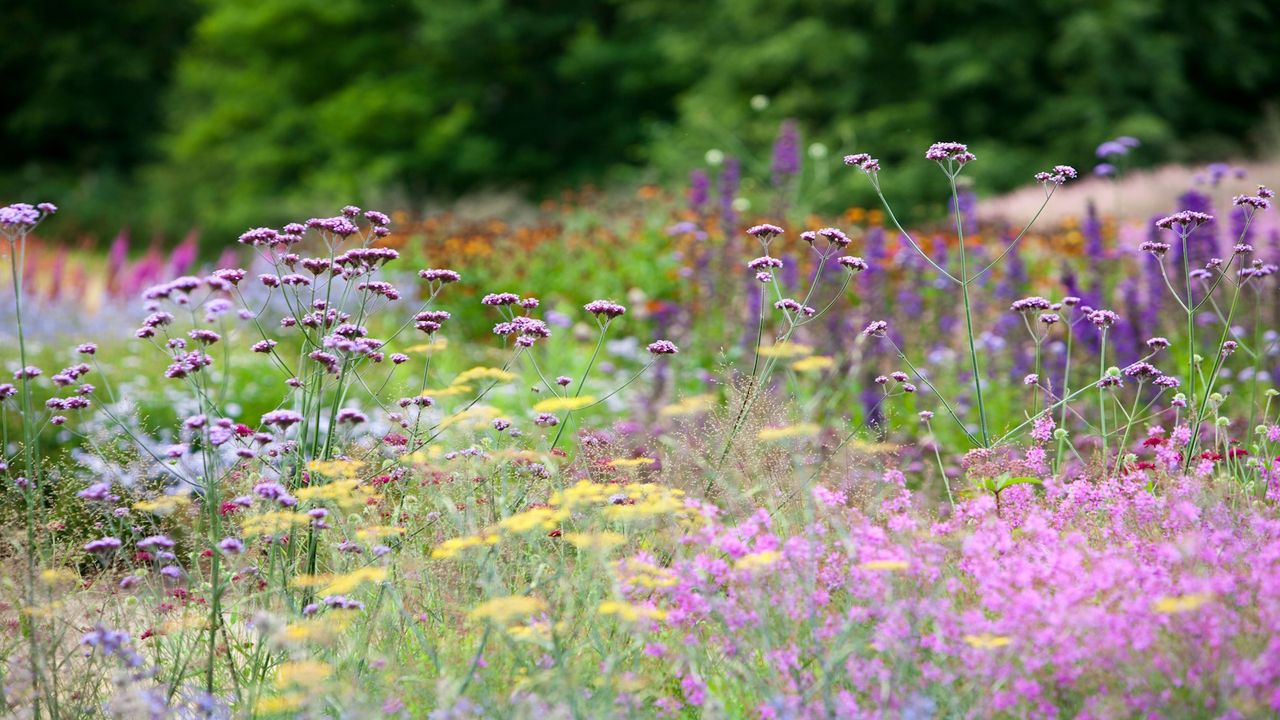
[950,178,988,446]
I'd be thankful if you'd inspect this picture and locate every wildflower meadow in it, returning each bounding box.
[3,134,1280,720]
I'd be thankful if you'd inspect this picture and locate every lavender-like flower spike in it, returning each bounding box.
[647,340,679,355]
[862,320,889,338]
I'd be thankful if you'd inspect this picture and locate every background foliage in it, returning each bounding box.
[4,0,1279,242]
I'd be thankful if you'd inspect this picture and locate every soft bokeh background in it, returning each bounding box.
[5,0,1280,245]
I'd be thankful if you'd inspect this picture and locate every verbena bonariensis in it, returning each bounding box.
[1,142,1278,718]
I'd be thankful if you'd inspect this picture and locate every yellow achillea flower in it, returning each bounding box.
[132,495,191,516]
[757,342,813,358]
[240,511,306,537]
[296,479,362,509]
[431,534,499,559]
[658,394,716,417]
[279,614,354,645]
[293,567,388,595]
[1153,593,1212,614]
[860,559,909,571]
[355,525,406,542]
[563,531,626,551]
[256,694,305,713]
[963,634,1013,649]
[735,551,781,571]
[305,459,365,479]
[499,507,568,534]
[618,559,678,589]
[422,384,474,398]
[598,600,666,622]
[404,338,448,354]
[603,484,688,521]
[507,622,552,643]
[39,568,78,587]
[454,366,517,384]
[469,596,548,625]
[275,660,332,688]
[757,424,821,441]
[791,355,836,372]
[532,395,596,413]
[437,404,500,429]
[550,480,616,509]
[847,439,901,455]
[606,457,657,468]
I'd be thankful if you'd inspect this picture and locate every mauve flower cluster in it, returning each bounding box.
[636,472,1280,717]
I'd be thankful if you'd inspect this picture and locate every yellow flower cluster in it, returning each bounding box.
[791,355,836,373]
[602,484,688,521]
[860,559,909,571]
[735,551,782,571]
[292,567,388,595]
[133,495,191,516]
[619,558,678,589]
[658,394,716,417]
[437,404,500,429]
[355,525,406,542]
[422,384,474,398]
[454,366,517,384]
[758,342,812,358]
[606,457,657,468]
[305,459,365,479]
[532,395,596,413]
[431,534,499,559]
[598,600,666,622]
[276,659,332,688]
[498,507,569,534]
[469,596,548,625]
[240,511,306,537]
[758,423,822,441]
[1153,592,1212,614]
[963,634,1012,649]
[403,338,448,354]
[296,479,365,511]
[563,531,627,552]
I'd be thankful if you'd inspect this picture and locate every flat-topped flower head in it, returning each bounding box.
[774,298,816,317]
[1155,210,1214,234]
[747,256,783,270]
[1123,362,1160,380]
[1035,165,1078,185]
[1,202,55,231]
[262,409,303,428]
[1039,313,1061,326]
[647,340,679,355]
[482,292,520,306]
[838,256,868,272]
[1232,186,1273,211]
[925,142,975,165]
[1010,296,1053,313]
[584,299,627,319]
[238,227,278,246]
[862,320,889,338]
[746,224,784,241]
[1139,240,1171,257]
[1087,309,1120,329]
[843,153,880,174]
[816,227,850,247]
[420,268,461,284]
